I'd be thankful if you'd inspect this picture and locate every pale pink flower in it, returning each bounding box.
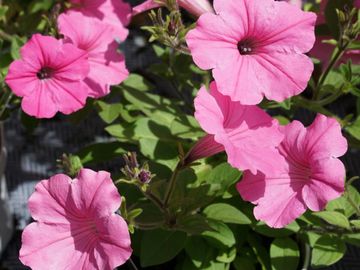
[20,168,132,270]
[58,12,129,98]
[237,114,348,228]
[5,34,89,118]
[69,0,131,40]
[186,0,316,105]
[133,0,214,17]
[188,82,284,174]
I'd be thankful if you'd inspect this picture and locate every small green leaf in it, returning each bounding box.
[122,74,153,91]
[96,101,122,124]
[311,236,346,268]
[140,229,187,267]
[346,116,360,140]
[77,142,126,165]
[176,214,212,235]
[254,221,300,238]
[312,211,351,229]
[203,203,251,225]
[202,219,236,249]
[270,238,299,270]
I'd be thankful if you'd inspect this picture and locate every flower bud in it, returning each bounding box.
[184,134,225,165]
[178,0,214,17]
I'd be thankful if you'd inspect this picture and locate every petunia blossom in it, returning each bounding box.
[186,0,316,105]
[20,168,132,270]
[5,34,89,118]
[58,12,129,98]
[237,114,348,228]
[187,81,284,174]
[68,0,131,40]
[133,0,214,17]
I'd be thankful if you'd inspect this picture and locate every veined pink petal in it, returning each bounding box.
[186,0,316,104]
[20,168,132,269]
[194,82,284,174]
[132,0,214,17]
[58,12,129,98]
[68,0,131,40]
[237,114,347,228]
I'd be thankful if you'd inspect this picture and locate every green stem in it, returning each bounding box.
[163,163,182,208]
[0,91,13,119]
[144,190,166,213]
[313,43,348,100]
[128,258,139,270]
[301,242,311,270]
[0,29,12,42]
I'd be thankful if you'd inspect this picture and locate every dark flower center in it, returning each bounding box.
[36,67,53,80]
[237,40,254,55]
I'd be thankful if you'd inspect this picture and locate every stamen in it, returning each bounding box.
[36,67,53,80]
[237,40,254,55]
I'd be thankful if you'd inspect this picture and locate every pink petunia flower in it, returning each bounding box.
[20,168,132,270]
[133,0,214,17]
[186,0,316,105]
[237,114,348,228]
[5,34,89,118]
[58,12,129,98]
[68,0,131,40]
[187,81,284,174]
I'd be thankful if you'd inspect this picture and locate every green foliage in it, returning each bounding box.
[311,236,346,268]
[270,238,299,270]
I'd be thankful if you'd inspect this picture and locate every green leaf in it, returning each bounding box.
[10,36,26,60]
[312,211,351,229]
[122,74,153,91]
[176,214,212,235]
[270,238,299,270]
[327,185,360,217]
[140,229,187,267]
[311,236,346,268]
[346,116,360,140]
[247,233,271,270]
[206,163,242,197]
[216,247,237,263]
[254,221,300,238]
[202,220,236,249]
[233,256,256,270]
[185,236,215,268]
[76,142,127,165]
[96,101,123,124]
[203,203,251,225]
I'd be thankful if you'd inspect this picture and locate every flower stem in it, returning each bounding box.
[163,163,182,208]
[0,29,12,42]
[313,43,348,100]
[128,258,139,270]
[301,242,311,270]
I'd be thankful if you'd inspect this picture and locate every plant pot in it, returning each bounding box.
[0,122,13,255]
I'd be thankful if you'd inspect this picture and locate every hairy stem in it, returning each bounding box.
[301,242,311,270]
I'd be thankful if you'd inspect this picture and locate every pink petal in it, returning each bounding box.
[21,82,58,118]
[72,169,121,217]
[304,114,348,158]
[95,215,132,268]
[5,60,38,97]
[194,85,225,134]
[58,12,117,54]
[186,13,240,70]
[19,34,60,69]
[20,223,86,270]
[46,79,88,115]
[251,52,314,103]
[302,158,345,211]
[194,82,284,174]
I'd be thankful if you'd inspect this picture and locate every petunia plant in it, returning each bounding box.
[0,0,360,269]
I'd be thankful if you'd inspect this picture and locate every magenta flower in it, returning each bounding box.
[58,12,129,98]
[188,82,284,174]
[5,34,89,118]
[186,0,316,105]
[237,114,348,228]
[69,0,131,40]
[20,168,132,270]
[133,0,214,17]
